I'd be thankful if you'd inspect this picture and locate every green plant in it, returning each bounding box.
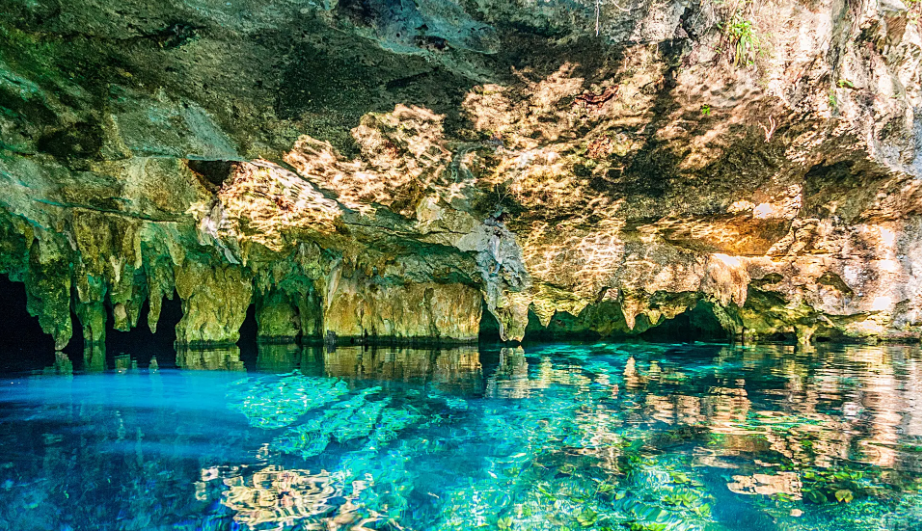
[623,523,668,531]
[577,508,598,527]
[700,104,712,116]
[835,489,855,503]
[802,467,867,504]
[719,11,761,67]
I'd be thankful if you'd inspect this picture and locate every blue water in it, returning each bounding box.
[1,342,921,531]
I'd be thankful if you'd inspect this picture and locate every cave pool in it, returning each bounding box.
[1,342,921,531]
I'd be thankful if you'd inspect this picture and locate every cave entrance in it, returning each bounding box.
[0,275,59,371]
[640,301,730,343]
[237,303,260,368]
[478,299,501,341]
[103,293,183,369]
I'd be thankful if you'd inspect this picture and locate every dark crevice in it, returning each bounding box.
[0,275,59,370]
[640,302,730,343]
[240,303,259,345]
[185,159,238,187]
[516,299,732,344]
[477,299,500,339]
[36,121,105,160]
[103,294,183,368]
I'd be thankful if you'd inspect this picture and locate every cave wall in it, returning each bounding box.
[323,268,483,343]
[0,0,921,348]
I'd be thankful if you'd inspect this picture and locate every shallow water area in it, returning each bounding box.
[1,342,921,531]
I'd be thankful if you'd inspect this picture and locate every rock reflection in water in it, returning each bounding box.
[219,466,337,528]
[485,347,531,398]
[82,344,106,372]
[42,351,73,375]
[6,342,922,531]
[323,345,483,395]
[176,346,245,371]
[255,343,303,372]
[623,346,920,460]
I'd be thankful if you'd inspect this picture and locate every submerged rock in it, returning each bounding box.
[0,0,920,346]
[227,372,350,429]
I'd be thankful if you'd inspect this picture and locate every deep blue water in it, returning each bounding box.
[1,342,921,531]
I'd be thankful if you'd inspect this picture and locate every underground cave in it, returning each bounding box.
[1,0,922,529]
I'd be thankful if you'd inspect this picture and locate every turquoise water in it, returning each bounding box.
[1,343,921,531]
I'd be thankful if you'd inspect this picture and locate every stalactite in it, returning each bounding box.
[143,243,177,335]
[74,273,108,345]
[25,238,74,350]
[174,262,253,345]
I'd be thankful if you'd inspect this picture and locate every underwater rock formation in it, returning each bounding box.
[0,0,921,346]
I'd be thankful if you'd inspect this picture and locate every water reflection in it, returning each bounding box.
[82,344,106,372]
[3,342,922,531]
[41,351,73,375]
[220,466,339,528]
[485,347,531,398]
[255,343,303,372]
[176,345,245,371]
[324,345,483,395]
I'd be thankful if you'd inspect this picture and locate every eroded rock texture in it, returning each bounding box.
[0,0,921,346]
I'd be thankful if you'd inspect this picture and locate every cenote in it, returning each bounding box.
[3,0,922,529]
[1,341,921,531]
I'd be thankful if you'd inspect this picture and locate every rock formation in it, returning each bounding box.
[0,0,920,347]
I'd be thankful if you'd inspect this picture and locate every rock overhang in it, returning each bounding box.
[0,0,920,347]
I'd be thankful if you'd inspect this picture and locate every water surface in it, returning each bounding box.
[1,342,921,531]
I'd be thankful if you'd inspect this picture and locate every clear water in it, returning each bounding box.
[1,342,921,531]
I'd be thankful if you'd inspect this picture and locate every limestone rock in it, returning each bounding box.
[0,0,920,347]
[174,262,253,345]
[255,290,301,342]
[323,267,482,343]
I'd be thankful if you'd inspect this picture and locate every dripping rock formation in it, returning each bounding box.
[0,0,921,347]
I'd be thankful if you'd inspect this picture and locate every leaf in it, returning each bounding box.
[577,508,598,527]
[805,489,827,504]
[835,489,854,503]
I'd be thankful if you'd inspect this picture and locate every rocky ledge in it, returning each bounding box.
[0,0,921,348]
